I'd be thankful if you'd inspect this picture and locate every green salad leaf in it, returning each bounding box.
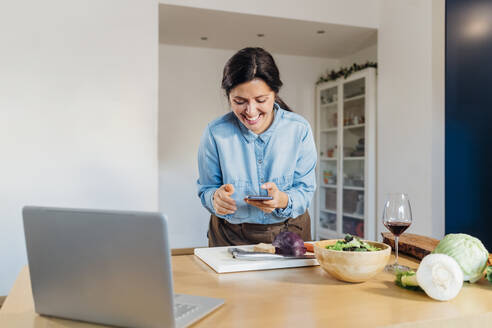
[486,266,492,284]
[326,234,381,252]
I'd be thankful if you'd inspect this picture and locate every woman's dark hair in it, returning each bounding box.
[221,47,292,112]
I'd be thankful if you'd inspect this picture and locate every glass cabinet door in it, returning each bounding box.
[342,78,365,238]
[319,85,338,235]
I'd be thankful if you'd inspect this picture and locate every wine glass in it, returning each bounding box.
[382,193,412,272]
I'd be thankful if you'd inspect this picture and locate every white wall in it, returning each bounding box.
[431,0,445,240]
[339,44,377,67]
[159,44,338,247]
[377,0,445,239]
[0,0,159,295]
[159,0,381,29]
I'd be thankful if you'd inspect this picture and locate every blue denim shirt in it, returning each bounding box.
[197,104,317,224]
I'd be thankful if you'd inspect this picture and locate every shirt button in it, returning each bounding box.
[260,178,264,183]
[258,159,263,164]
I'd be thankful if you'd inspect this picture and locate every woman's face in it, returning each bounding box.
[229,78,276,135]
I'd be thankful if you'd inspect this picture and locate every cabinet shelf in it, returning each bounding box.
[343,186,364,191]
[343,213,364,220]
[320,208,336,215]
[320,157,337,161]
[321,102,337,108]
[321,127,338,132]
[321,184,337,189]
[344,94,365,102]
[344,156,364,161]
[343,124,365,130]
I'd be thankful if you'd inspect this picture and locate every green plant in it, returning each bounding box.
[316,62,377,85]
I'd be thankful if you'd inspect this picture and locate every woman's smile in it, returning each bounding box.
[242,113,263,126]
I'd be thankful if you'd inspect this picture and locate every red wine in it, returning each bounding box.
[384,222,411,236]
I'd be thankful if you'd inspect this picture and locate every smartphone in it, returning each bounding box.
[246,195,273,201]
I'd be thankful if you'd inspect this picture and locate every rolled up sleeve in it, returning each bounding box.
[274,125,317,218]
[197,125,222,216]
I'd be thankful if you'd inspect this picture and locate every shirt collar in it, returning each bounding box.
[236,102,283,144]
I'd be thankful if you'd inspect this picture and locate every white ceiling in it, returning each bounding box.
[159,4,378,59]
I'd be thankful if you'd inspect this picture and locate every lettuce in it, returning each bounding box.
[486,266,492,284]
[432,234,488,283]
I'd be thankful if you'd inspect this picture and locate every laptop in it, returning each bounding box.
[22,206,224,328]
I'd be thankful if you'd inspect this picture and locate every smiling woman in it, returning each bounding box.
[196,47,317,247]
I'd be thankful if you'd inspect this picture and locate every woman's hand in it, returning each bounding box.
[245,182,289,213]
[213,184,237,215]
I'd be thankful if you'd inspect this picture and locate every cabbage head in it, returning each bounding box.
[432,233,488,283]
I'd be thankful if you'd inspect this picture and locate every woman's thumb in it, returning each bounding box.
[261,182,275,190]
[224,184,234,194]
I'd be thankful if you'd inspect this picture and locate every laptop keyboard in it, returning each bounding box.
[174,303,198,320]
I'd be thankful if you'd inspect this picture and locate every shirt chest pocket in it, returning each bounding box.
[230,180,255,201]
[271,174,293,191]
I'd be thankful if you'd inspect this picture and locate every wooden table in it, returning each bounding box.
[1,254,491,327]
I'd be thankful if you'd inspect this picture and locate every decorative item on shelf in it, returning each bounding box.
[343,217,364,238]
[343,147,354,157]
[331,112,338,127]
[350,138,365,157]
[353,175,364,187]
[325,188,337,210]
[316,61,377,85]
[355,194,364,215]
[320,213,336,230]
[344,113,352,126]
[326,147,335,158]
[344,173,353,186]
[320,216,329,228]
[343,190,361,213]
[326,145,337,158]
[323,170,331,184]
[323,170,337,185]
[322,92,337,104]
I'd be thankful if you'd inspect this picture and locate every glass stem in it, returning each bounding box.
[395,235,399,265]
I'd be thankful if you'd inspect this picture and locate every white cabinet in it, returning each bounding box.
[315,68,376,240]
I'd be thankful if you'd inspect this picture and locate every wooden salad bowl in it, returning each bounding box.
[314,240,391,283]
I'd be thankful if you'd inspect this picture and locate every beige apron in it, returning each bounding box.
[207,211,311,247]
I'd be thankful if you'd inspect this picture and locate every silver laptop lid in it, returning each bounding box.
[23,206,176,328]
